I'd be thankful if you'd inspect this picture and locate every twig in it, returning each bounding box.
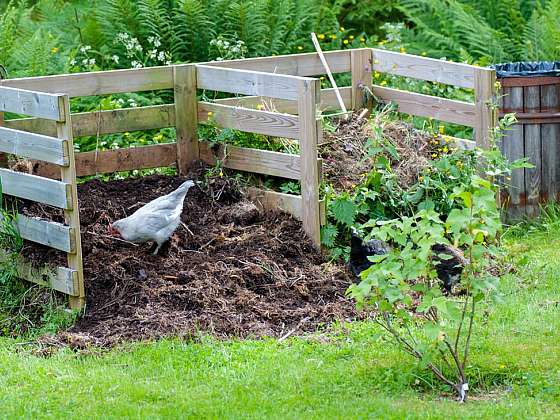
[279,317,310,342]
[86,231,139,246]
[310,32,348,119]
[181,222,194,236]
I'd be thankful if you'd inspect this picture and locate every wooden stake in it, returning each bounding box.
[310,32,348,118]
[174,65,199,174]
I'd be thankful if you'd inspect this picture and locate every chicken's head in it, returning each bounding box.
[107,223,121,237]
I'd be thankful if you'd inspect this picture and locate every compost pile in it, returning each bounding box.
[19,166,358,348]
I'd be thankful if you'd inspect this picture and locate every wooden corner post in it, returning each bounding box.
[351,49,373,111]
[174,64,199,175]
[474,68,496,150]
[298,78,321,248]
[56,95,85,309]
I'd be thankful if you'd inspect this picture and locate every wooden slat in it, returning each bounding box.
[1,66,173,98]
[371,49,476,89]
[351,49,373,111]
[298,79,321,247]
[202,49,352,76]
[500,86,525,220]
[199,102,300,139]
[0,126,68,165]
[0,250,79,296]
[541,84,560,203]
[372,85,476,127]
[245,187,326,224]
[474,68,496,149]
[0,168,71,208]
[57,95,85,309]
[0,86,64,120]
[523,85,541,218]
[5,105,176,137]
[199,141,318,180]
[174,65,199,174]
[196,65,310,101]
[0,213,74,252]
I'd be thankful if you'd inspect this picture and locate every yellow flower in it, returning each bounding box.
[153,134,163,142]
[374,72,380,79]
[373,59,379,64]
[318,34,325,40]
[431,153,438,158]
[123,132,130,137]
[419,176,424,181]
[360,37,365,43]
[219,170,224,177]
[330,34,337,39]
[343,39,349,45]
[256,104,265,110]
[443,146,449,153]
[400,47,406,53]
[438,125,445,134]
[297,46,303,51]
[499,364,506,369]
[208,111,213,117]
[340,27,345,31]
[380,80,387,86]
[320,76,325,81]
[51,47,59,54]
[421,51,427,56]
[349,35,354,40]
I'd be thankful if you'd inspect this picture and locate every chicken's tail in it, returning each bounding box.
[168,180,196,199]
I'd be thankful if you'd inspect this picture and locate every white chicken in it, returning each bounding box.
[108,180,196,255]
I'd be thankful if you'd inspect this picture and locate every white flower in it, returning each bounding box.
[135,43,143,52]
[148,49,157,59]
[153,38,161,48]
[88,58,96,65]
[111,55,119,63]
[148,36,155,43]
[165,60,172,65]
[131,60,142,68]
[79,45,91,53]
[70,59,76,65]
[157,51,165,62]
[81,58,89,65]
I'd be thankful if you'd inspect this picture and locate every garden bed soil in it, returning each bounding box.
[19,166,359,348]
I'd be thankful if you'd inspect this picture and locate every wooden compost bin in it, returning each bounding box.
[498,68,560,219]
[0,48,495,308]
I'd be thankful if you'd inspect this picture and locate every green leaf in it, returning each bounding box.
[320,224,338,248]
[330,197,356,227]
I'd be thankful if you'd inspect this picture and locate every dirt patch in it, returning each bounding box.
[18,165,360,348]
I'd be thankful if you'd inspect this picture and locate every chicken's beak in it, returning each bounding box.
[107,223,119,236]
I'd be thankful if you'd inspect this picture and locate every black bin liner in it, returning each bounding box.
[491,62,560,78]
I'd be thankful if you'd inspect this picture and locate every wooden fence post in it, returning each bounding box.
[474,68,496,150]
[298,79,321,248]
[351,49,373,111]
[56,95,85,310]
[174,65,199,175]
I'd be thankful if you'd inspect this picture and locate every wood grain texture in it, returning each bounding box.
[199,102,300,139]
[0,168,71,208]
[371,49,476,89]
[1,213,75,252]
[500,86,525,220]
[1,66,173,98]
[474,68,496,149]
[0,86,64,120]
[245,187,326,224]
[0,126,68,165]
[174,65,199,174]
[202,49,352,76]
[56,96,85,309]
[199,141,320,180]
[0,250,79,296]
[196,65,311,100]
[351,49,373,111]
[523,85,541,218]
[541,84,560,203]
[298,79,321,247]
[372,85,476,126]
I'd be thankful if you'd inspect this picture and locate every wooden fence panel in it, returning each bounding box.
[0,86,64,120]
[524,85,541,218]
[541,84,560,203]
[0,168,71,208]
[0,126,68,165]
[1,214,75,253]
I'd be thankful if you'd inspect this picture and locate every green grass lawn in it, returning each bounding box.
[1,228,559,419]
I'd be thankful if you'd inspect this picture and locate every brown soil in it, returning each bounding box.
[19,164,359,348]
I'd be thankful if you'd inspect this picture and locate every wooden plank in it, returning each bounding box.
[199,141,321,180]
[372,85,476,127]
[523,85,541,218]
[351,49,373,111]
[0,86,64,120]
[196,65,311,101]
[1,66,173,98]
[541,84,560,203]
[5,104,176,138]
[174,65,199,174]
[0,168,71,208]
[199,102,300,139]
[0,126,68,165]
[474,68,496,149]
[0,250,79,296]
[500,86,525,220]
[202,49,352,76]
[56,95,85,309]
[371,49,476,89]
[298,79,321,247]
[0,213,75,252]
[245,187,326,224]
